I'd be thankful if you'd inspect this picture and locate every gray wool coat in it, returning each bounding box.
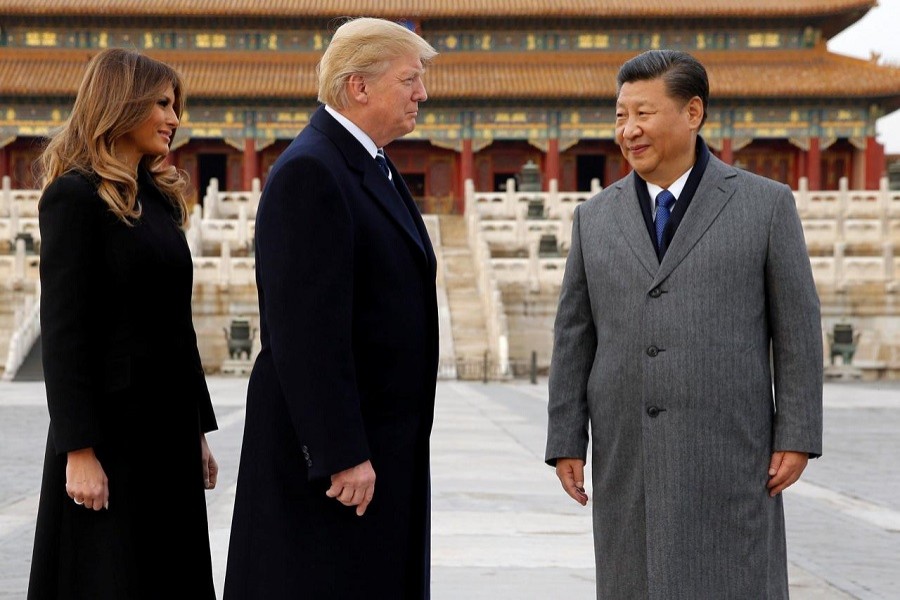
[545,154,823,599]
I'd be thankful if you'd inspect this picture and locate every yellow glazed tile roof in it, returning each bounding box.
[2,47,899,103]
[0,0,875,18]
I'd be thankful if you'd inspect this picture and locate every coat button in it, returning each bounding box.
[649,288,662,298]
[647,406,661,417]
[306,459,313,467]
[646,346,659,357]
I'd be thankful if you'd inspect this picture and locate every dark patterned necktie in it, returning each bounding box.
[375,148,392,180]
[655,189,676,249]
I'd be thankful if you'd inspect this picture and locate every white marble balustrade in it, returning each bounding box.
[465,177,599,222]
[477,220,567,250]
[201,177,261,220]
[466,176,900,292]
[0,174,896,294]
[794,176,900,219]
[0,177,40,219]
[192,255,256,287]
[189,217,256,256]
[2,280,40,381]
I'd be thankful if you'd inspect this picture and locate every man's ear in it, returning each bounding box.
[686,96,704,128]
[348,74,368,104]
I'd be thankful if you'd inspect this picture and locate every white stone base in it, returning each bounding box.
[824,364,863,381]
[220,359,253,376]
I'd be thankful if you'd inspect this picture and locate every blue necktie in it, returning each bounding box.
[375,148,392,180]
[375,147,422,249]
[655,189,676,250]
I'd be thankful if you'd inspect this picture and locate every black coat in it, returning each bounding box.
[28,169,218,600]
[224,107,439,599]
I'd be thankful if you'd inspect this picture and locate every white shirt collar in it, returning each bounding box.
[646,167,692,211]
[324,104,379,159]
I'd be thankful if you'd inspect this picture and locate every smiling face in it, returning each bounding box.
[615,77,703,189]
[353,52,428,148]
[118,84,179,168]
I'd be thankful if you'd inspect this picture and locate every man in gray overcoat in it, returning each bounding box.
[545,49,823,599]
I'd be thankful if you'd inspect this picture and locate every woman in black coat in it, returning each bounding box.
[27,48,219,599]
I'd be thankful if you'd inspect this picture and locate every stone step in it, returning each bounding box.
[438,215,470,247]
[438,215,489,357]
[0,285,40,372]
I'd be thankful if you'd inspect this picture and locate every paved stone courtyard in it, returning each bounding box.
[1,378,898,599]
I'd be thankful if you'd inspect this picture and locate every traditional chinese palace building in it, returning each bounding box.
[2,0,900,213]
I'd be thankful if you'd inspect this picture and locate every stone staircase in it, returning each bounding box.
[13,335,42,381]
[437,215,489,364]
[0,285,32,378]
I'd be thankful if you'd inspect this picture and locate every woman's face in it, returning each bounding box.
[118,84,179,168]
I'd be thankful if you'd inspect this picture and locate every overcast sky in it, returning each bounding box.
[828,0,900,153]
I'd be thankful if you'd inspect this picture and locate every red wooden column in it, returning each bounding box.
[865,135,884,190]
[544,138,560,190]
[619,156,631,179]
[807,136,821,191]
[459,138,474,214]
[720,137,733,165]
[797,147,807,188]
[243,137,259,190]
[0,144,8,180]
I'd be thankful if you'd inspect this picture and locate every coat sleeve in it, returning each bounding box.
[38,175,105,454]
[140,178,217,434]
[187,318,217,434]
[765,185,824,457]
[255,154,369,481]
[545,204,594,466]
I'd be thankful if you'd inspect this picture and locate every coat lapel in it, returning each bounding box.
[360,154,427,257]
[385,154,436,269]
[309,107,428,260]
[611,174,660,278]
[651,156,737,288]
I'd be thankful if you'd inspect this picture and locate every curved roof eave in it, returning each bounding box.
[2,47,899,107]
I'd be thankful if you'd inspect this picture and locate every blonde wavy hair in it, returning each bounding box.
[40,47,189,226]
[317,17,437,110]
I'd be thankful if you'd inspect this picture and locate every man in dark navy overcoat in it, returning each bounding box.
[224,17,439,599]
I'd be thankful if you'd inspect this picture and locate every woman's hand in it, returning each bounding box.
[66,448,109,510]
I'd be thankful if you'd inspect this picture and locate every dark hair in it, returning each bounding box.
[616,50,709,127]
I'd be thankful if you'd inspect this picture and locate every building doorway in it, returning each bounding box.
[404,173,426,211]
[577,154,605,190]
[404,173,425,198]
[494,172,517,191]
[198,153,228,203]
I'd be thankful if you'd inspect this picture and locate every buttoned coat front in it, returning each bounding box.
[224,106,439,599]
[545,154,823,599]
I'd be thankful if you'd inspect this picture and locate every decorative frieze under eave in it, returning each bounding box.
[0,102,885,151]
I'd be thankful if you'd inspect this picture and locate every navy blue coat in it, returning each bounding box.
[224,106,439,599]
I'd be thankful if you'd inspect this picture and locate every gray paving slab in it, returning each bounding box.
[1,378,897,598]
